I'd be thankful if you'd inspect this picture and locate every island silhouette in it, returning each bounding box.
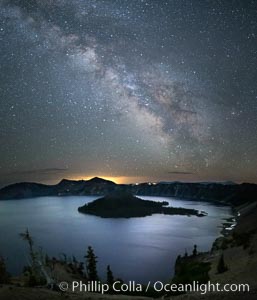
[78,190,206,218]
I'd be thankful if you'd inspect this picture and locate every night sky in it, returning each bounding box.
[0,0,257,187]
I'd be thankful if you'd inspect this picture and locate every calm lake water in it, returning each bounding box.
[0,196,232,283]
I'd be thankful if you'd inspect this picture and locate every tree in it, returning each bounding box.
[0,256,9,283]
[193,244,197,256]
[78,262,84,276]
[106,265,114,285]
[176,254,181,262]
[217,253,228,273]
[85,246,99,281]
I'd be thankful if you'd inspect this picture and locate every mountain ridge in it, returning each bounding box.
[0,177,256,206]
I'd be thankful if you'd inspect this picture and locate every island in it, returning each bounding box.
[78,190,207,218]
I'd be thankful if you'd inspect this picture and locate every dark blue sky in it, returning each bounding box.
[0,0,257,186]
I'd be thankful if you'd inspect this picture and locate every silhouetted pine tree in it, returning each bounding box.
[85,246,99,281]
[176,254,181,262]
[78,262,84,276]
[193,244,197,256]
[106,265,114,285]
[0,256,9,283]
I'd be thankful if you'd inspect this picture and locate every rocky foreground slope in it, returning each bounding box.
[167,200,257,300]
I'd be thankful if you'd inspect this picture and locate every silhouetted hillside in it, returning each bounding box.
[0,178,256,207]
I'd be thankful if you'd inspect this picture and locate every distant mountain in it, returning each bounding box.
[84,176,116,185]
[0,182,54,200]
[0,177,116,200]
[128,182,257,206]
[0,177,256,206]
[158,181,237,185]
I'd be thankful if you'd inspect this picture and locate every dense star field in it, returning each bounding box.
[0,0,256,186]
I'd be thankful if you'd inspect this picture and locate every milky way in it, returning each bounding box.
[0,0,257,186]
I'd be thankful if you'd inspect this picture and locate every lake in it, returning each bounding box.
[0,196,232,283]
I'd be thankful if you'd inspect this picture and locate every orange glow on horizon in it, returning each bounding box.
[67,175,140,184]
